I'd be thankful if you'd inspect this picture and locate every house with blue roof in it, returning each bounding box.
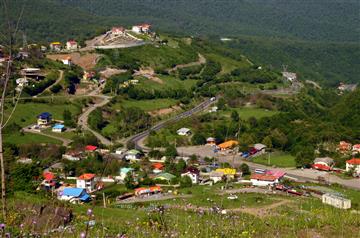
[58,188,91,203]
[37,112,52,126]
[52,124,65,133]
[119,167,134,180]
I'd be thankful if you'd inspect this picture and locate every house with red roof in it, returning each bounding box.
[85,145,98,152]
[132,23,152,34]
[352,144,360,154]
[250,173,281,187]
[134,186,161,196]
[76,173,96,192]
[111,26,125,36]
[346,158,360,176]
[66,40,78,51]
[152,163,164,174]
[338,141,352,153]
[312,157,334,171]
[42,172,57,189]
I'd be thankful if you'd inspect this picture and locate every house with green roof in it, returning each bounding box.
[125,149,142,162]
[154,172,176,182]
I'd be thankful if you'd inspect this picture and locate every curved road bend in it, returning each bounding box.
[129,98,217,151]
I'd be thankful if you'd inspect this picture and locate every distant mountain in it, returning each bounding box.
[55,0,359,43]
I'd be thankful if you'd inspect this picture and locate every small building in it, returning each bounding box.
[322,193,351,209]
[66,40,78,51]
[254,143,267,153]
[209,106,218,113]
[218,140,238,151]
[352,144,360,154]
[16,78,28,87]
[338,83,357,92]
[346,158,360,176]
[312,157,334,171]
[17,157,33,164]
[52,124,65,133]
[62,151,82,161]
[115,148,126,155]
[119,167,134,180]
[83,71,96,81]
[76,173,96,192]
[132,24,152,34]
[206,137,216,146]
[125,149,142,162]
[37,112,52,126]
[177,128,191,136]
[250,174,280,187]
[154,172,176,182]
[61,56,72,66]
[58,188,91,203]
[209,171,224,183]
[42,172,57,189]
[49,42,62,51]
[338,141,352,153]
[152,163,164,174]
[134,186,161,196]
[111,26,125,36]
[181,167,200,184]
[85,145,98,152]
[282,71,297,82]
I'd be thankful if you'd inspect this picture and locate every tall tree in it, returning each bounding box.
[0,0,25,219]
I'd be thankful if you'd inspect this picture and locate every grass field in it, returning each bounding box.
[225,107,279,120]
[136,75,197,91]
[5,102,81,128]
[4,132,62,145]
[205,53,251,75]
[113,98,178,111]
[252,152,296,168]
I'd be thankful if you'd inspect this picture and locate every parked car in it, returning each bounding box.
[227,194,238,200]
[242,152,250,158]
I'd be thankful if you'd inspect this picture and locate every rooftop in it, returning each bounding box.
[78,173,96,180]
[346,158,360,165]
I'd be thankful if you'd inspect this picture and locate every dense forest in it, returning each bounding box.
[1,0,359,85]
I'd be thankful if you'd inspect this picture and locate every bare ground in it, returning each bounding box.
[47,52,100,71]
[133,67,163,84]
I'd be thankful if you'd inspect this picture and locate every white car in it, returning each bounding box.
[210,97,216,102]
[227,194,238,200]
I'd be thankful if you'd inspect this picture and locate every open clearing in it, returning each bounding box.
[225,107,279,120]
[251,152,296,168]
[113,98,178,111]
[47,52,100,70]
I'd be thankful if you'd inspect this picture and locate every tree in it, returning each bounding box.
[262,136,273,150]
[63,109,75,127]
[217,98,226,110]
[0,0,25,218]
[124,172,136,189]
[165,144,178,158]
[295,148,314,168]
[240,163,251,175]
[231,110,239,122]
[180,175,192,188]
[191,133,206,145]
[175,159,187,175]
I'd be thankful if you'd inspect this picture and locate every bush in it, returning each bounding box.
[180,175,192,188]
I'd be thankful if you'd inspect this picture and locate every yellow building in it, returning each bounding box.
[215,168,236,178]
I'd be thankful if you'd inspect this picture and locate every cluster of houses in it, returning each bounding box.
[338,141,360,155]
[32,112,66,133]
[49,40,79,52]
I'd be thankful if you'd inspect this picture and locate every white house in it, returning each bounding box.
[254,143,267,154]
[132,25,142,34]
[322,193,351,209]
[16,78,28,87]
[132,24,151,34]
[209,171,224,183]
[37,112,52,126]
[115,148,126,155]
[352,144,360,154]
[181,167,200,184]
[125,150,142,162]
[282,71,297,82]
[346,158,360,176]
[66,40,78,51]
[177,128,191,136]
[119,167,134,180]
[111,27,125,36]
[250,174,279,187]
[76,173,96,192]
[61,57,72,66]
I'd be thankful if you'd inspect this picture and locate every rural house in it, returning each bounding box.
[181,167,200,184]
[282,71,297,82]
[49,42,62,51]
[119,167,134,180]
[254,143,267,154]
[218,140,238,151]
[346,158,360,176]
[312,157,334,171]
[132,23,152,34]
[58,188,91,203]
[37,112,52,126]
[352,144,360,154]
[215,168,236,179]
[154,172,176,182]
[250,174,279,187]
[338,141,352,153]
[111,26,125,36]
[66,40,78,51]
[152,163,164,174]
[177,128,191,136]
[52,124,65,133]
[76,173,96,192]
[206,137,216,146]
[209,171,224,183]
[134,186,162,197]
[125,149,142,162]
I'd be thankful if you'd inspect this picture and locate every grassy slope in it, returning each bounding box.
[225,107,279,120]
[4,132,61,145]
[113,98,178,111]
[251,152,296,168]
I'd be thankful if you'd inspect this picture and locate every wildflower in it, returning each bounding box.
[87,209,93,216]
[80,232,86,238]
[0,223,5,229]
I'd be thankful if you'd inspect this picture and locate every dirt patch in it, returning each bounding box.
[100,67,127,79]
[149,105,181,116]
[47,52,100,71]
[231,199,292,217]
[133,67,163,84]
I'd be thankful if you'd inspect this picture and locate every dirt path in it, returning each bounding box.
[38,70,63,96]
[231,199,291,217]
[168,53,206,73]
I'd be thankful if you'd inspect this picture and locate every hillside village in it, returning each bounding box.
[0,20,360,237]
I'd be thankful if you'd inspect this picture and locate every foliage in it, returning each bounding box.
[179,175,192,188]
[239,163,250,176]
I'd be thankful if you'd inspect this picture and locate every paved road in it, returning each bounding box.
[77,89,113,146]
[129,98,217,151]
[177,145,360,191]
[38,70,64,96]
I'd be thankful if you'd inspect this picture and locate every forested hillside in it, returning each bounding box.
[2,0,359,85]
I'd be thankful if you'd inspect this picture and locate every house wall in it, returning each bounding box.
[76,179,95,192]
[346,163,360,174]
[322,194,351,209]
[250,179,276,187]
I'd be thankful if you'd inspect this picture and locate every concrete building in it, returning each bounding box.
[322,193,351,209]
[76,173,96,192]
[346,158,360,176]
